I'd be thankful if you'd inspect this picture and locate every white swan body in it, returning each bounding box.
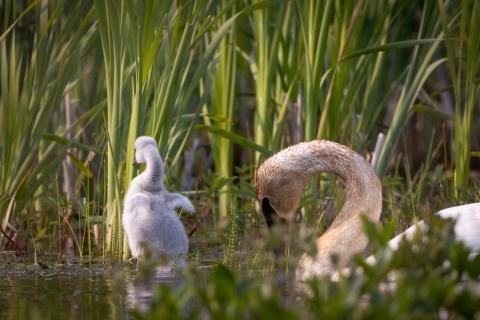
[386,203,480,252]
[256,140,480,281]
[123,136,194,270]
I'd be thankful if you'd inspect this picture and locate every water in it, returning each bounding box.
[0,249,285,320]
[2,261,120,319]
[0,259,198,319]
[0,231,285,319]
[2,253,479,319]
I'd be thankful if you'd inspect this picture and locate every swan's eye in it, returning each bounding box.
[261,197,277,229]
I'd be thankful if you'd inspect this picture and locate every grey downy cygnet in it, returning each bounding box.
[123,136,194,270]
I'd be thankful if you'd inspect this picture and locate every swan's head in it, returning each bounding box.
[133,136,158,165]
[256,146,312,228]
[257,140,383,231]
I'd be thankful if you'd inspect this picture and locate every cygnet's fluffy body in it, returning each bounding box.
[123,136,194,269]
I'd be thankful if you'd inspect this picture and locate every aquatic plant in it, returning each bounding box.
[134,217,480,319]
[226,195,239,260]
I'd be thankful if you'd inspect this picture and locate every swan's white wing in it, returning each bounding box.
[387,220,427,251]
[437,203,480,253]
[385,203,480,253]
[334,204,480,281]
[165,193,195,212]
[358,223,424,267]
[365,203,480,268]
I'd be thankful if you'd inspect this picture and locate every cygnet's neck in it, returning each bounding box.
[138,145,166,192]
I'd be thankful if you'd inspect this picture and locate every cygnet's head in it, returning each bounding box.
[132,136,166,191]
[133,136,158,165]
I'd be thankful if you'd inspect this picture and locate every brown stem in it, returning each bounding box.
[188,225,197,238]
[0,224,24,256]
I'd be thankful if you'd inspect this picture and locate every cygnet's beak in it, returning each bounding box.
[132,160,140,166]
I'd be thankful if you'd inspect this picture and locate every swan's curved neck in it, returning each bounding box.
[256,140,382,279]
[140,145,165,191]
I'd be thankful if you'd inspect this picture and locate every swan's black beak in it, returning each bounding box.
[132,160,140,166]
[261,198,276,228]
[261,197,287,257]
[261,197,287,229]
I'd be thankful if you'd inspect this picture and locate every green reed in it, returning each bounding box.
[439,0,480,201]
[1,0,95,235]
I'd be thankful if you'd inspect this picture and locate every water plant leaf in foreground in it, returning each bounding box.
[135,216,480,319]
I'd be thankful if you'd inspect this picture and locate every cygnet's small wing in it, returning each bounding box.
[123,193,152,259]
[437,203,480,253]
[125,194,151,216]
[165,193,195,212]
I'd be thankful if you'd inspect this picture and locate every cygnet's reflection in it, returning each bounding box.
[126,263,186,314]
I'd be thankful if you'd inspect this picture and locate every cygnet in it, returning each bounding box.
[123,136,194,270]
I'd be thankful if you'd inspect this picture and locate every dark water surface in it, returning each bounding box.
[0,233,288,319]
[0,258,201,319]
[3,254,478,319]
[0,249,285,320]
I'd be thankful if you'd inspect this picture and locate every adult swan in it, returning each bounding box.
[255,140,480,281]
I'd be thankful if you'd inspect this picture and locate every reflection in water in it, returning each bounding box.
[2,257,478,319]
[0,260,191,320]
[126,266,185,313]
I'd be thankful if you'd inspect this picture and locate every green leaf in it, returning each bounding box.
[194,124,273,156]
[0,192,10,205]
[411,104,454,120]
[242,0,292,13]
[341,39,443,62]
[67,153,94,179]
[35,228,48,240]
[203,113,234,125]
[37,196,58,208]
[42,134,101,154]
[210,176,238,194]
[0,0,42,43]
[88,216,104,224]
